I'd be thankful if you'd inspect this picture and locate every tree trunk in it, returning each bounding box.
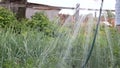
[16,7,26,20]
[115,0,120,32]
[10,5,26,20]
[13,0,26,20]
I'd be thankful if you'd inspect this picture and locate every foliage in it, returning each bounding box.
[0,7,120,68]
[26,12,56,36]
[0,7,17,29]
[0,7,57,37]
[106,10,115,18]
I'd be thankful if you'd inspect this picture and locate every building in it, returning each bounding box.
[0,0,115,24]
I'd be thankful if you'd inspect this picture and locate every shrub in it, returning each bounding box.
[26,12,56,36]
[0,7,17,29]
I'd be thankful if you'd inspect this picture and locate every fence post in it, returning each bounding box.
[74,3,80,22]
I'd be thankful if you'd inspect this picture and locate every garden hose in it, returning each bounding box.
[82,0,104,68]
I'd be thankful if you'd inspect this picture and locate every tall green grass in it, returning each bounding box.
[0,24,120,68]
[0,7,120,68]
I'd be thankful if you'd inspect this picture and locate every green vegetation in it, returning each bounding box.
[26,12,56,36]
[107,10,115,18]
[0,7,120,68]
[0,7,17,29]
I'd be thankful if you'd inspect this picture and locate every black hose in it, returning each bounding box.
[82,0,104,68]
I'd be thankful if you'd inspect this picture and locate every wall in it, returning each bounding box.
[26,8,59,21]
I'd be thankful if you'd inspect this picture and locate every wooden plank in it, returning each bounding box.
[0,3,26,7]
[0,2,115,11]
[80,8,115,12]
[27,3,74,9]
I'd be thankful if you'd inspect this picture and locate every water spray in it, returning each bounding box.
[82,0,104,68]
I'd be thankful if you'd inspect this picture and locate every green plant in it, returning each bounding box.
[107,10,115,18]
[0,7,17,29]
[26,12,56,37]
[0,7,120,68]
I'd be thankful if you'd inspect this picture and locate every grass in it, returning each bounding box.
[2,6,120,67]
[0,21,120,68]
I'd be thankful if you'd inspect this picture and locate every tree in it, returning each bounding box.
[115,0,120,32]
